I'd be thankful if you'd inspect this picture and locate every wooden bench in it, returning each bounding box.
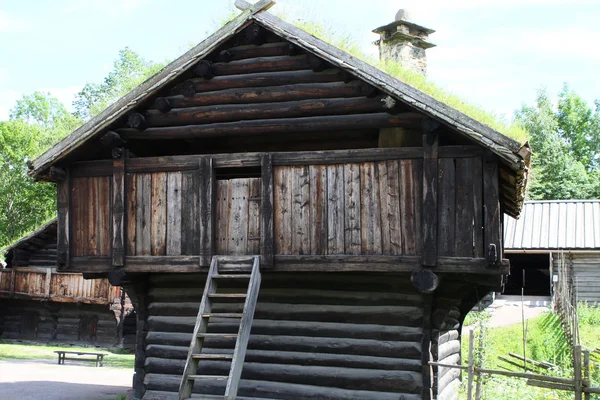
[54,350,106,367]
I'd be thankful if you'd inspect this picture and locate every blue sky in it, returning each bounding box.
[1,0,599,123]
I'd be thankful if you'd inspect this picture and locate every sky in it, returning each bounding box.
[0,0,599,123]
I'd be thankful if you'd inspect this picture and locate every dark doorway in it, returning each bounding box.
[504,253,551,296]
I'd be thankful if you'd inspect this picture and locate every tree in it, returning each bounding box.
[515,88,600,200]
[10,91,80,133]
[0,120,56,247]
[73,47,164,120]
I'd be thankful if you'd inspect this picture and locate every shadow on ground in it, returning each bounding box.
[0,381,128,400]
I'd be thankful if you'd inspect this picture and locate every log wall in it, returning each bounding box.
[135,272,427,400]
[552,253,600,304]
[0,299,117,344]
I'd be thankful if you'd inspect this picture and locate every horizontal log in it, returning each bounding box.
[142,391,273,400]
[147,302,423,325]
[146,316,422,341]
[144,96,390,127]
[149,287,423,306]
[118,112,423,140]
[220,42,296,61]
[437,367,461,394]
[145,332,421,359]
[207,55,312,76]
[437,340,461,360]
[143,359,421,393]
[155,81,375,111]
[143,375,421,400]
[186,69,349,93]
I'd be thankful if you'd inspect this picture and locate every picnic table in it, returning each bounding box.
[54,350,107,367]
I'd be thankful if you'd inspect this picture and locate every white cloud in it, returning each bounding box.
[0,10,33,33]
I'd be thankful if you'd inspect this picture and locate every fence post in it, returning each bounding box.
[468,329,475,400]
[583,349,590,400]
[574,344,582,400]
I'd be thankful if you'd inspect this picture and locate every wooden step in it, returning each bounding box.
[212,274,252,280]
[192,354,233,360]
[198,333,238,338]
[208,293,247,299]
[187,374,228,381]
[202,313,243,318]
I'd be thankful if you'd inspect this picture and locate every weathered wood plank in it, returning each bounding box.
[198,157,214,265]
[56,168,70,268]
[248,178,261,255]
[98,176,112,256]
[399,161,417,255]
[309,165,327,255]
[360,162,382,255]
[413,159,424,255]
[166,172,182,256]
[422,133,439,267]
[437,158,455,256]
[344,164,361,255]
[150,173,167,256]
[216,180,231,254]
[327,165,344,254]
[483,157,502,265]
[126,173,137,256]
[260,154,274,266]
[455,158,474,257]
[472,157,484,258]
[136,174,152,256]
[181,170,200,255]
[380,160,402,255]
[274,166,292,255]
[112,153,125,266]
[87,177,98,256]
[291,166,310,255]
[228,178,250,255]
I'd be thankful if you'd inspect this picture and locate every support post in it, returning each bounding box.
[574,344,582,400]
[199,157,215,267]
[422,132,439,267]
[421,294,433,400]
[467,329,475,400]
[112,148,126,267]
[260,154,274,267]
[56,167,70,269]
[128,279,148,400]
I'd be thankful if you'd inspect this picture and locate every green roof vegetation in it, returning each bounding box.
[291,19,529,144]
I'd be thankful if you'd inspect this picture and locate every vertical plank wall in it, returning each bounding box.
[273,161,424,256]
[71,176,112,257]
[273,157,483,258]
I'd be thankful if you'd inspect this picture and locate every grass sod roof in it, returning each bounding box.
[28,0,529,215]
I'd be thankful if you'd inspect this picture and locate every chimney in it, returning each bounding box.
[373,9,435,75]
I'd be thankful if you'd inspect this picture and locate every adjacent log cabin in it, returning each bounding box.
[28,1,530,399]
[0,220,130,344]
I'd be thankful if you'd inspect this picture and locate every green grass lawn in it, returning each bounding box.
[0,340,134,369]
[459,305,600,400]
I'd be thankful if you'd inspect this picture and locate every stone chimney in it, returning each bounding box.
[373,9,435,75]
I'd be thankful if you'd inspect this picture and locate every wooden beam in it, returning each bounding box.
[154,81,378,110]
[422,133,439,267]
[56,167,70,269]
[118,112,423,140]
[199,157,214,267]
[483,154,502,265]
[261,154,274,267]
[49,167,66,181]
[218,42,296,62]
[234,0,276,13]
[144,96,390,128]
[112,149,126,267]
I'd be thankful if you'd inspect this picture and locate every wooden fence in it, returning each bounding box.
[430,328,600,400]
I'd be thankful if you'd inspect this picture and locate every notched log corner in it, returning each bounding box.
[154,97,172,113]
[128,112,147,130]
[411,268,439,293]
[49,166,67,181]
[100,131,126,148]
[194,60,214,80]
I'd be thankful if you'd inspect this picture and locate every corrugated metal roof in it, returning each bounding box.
[504,200,600,250]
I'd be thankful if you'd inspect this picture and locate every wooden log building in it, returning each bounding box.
[0,220,129,344]
[28,2,530,399]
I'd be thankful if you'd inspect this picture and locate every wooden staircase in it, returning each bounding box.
[178,256,261,400]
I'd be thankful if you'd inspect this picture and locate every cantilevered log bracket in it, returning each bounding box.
[234,0,276,13]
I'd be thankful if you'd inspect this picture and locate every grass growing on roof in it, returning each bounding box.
[289,17,529,144]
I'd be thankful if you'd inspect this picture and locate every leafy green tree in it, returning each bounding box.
[73,47,164,120]
[10,91,81,133]
[0,120,56,247]
[515,89,600,200]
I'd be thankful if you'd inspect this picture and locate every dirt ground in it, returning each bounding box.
[0,359,133,400]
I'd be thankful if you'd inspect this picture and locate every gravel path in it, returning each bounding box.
[0,359,133,400]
